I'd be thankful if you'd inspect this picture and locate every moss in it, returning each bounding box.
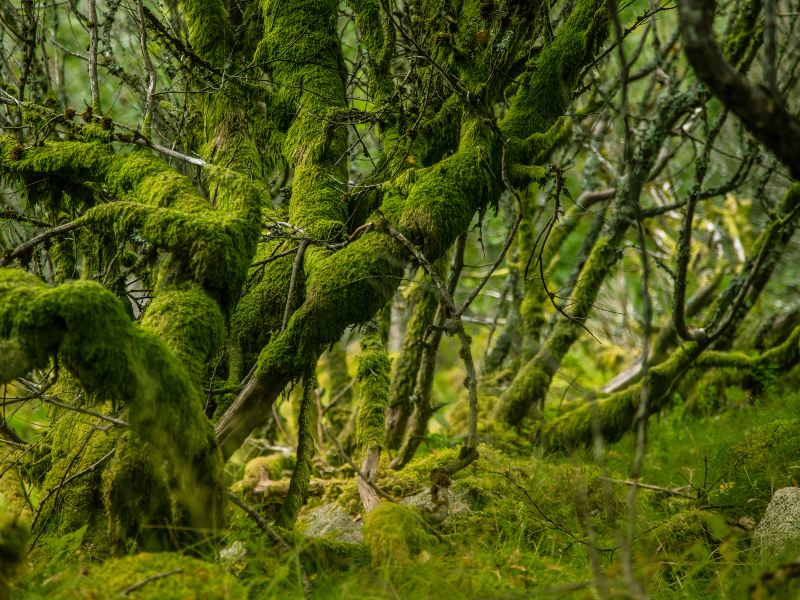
[3,140,261,313]
[0,512,28,600]
[346,0,394,98]
[33,409,115,555]
[256,0,349,244]
[229,249,294,380]
[181,0,233,66]
[356,322,391,451]
[686,368,746,415]
[322,341,354,431]
[0,269,224,551]
[328,448,463,513]
[500,0,607,141]
[51,552,246,599]
[650,509,730,557]
[540,343,703,449]
[102,433,172,554]
[139,285,225,388]
[386,271,439,450]
[0,469,30,526]
[233,454,297,497]
[252,230,407,388]
[710,419,800,520]
[276,372,317,529]
[362,503,435,566]
[0,339,29,384]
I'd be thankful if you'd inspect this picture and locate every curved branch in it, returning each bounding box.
[679,0,800,179]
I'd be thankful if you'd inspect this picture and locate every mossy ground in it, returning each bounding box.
[8,365,800,599]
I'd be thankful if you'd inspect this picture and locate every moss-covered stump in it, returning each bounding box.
[45,553,246,600]
[709,419,800,520]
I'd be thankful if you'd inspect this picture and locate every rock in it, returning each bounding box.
[753,487,800,558]
[400,485,472,523]
[219,540,246,563]
[301,502,363,544]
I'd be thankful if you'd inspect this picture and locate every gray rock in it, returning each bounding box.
[753,487,800,557]
[300,502,363,544]
[400,486,472,522]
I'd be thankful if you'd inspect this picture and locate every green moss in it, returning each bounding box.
[710,419,800,520]
[0,469,30,526]
[139,286,224,387]
[328,448,462,513]
[228,248,294,380]
[51,552,246,599]
[3,140,261,313]
[500,0,607,141]
[322,341,354,431]
[234,454,296,493]
[0,269,224,551]
[386,271,439,450]
[34,409,115,554]
[346,0,394,98]
[650,510,729,557]
[181,0,233,65]
[540,343,703,449]
[0,512,28,600]
[646,509,741,590]
[256,0,349,244]
[356,322,391,451]
[363,503,435,566]
[0,339,29,384]
[276,372,317,529]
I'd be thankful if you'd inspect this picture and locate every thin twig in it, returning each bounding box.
[118,569,183,596]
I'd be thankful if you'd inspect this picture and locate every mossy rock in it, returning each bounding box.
[710,419,800,520]
[50,552,246,599]
[233,453,295,494]
[327,448,463,513]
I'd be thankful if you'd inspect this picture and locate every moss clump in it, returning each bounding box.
[328,448,463,513]
[645,509,743,591]
[0,269,224,551]
[385,272,438,450]
[35,408,115,554]
[363,503,435,567]
[51,552,246,599]
[276,373,317,529]
[139,285,225,388]
[235,454,296,492]
[0,339,29,384]
[710,419,800,520]
[356,323,391,451]
[650,509,731,556]
[0,512,28,600]
[500,0,607,140]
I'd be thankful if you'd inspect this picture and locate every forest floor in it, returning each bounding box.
[7,369,800,599]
